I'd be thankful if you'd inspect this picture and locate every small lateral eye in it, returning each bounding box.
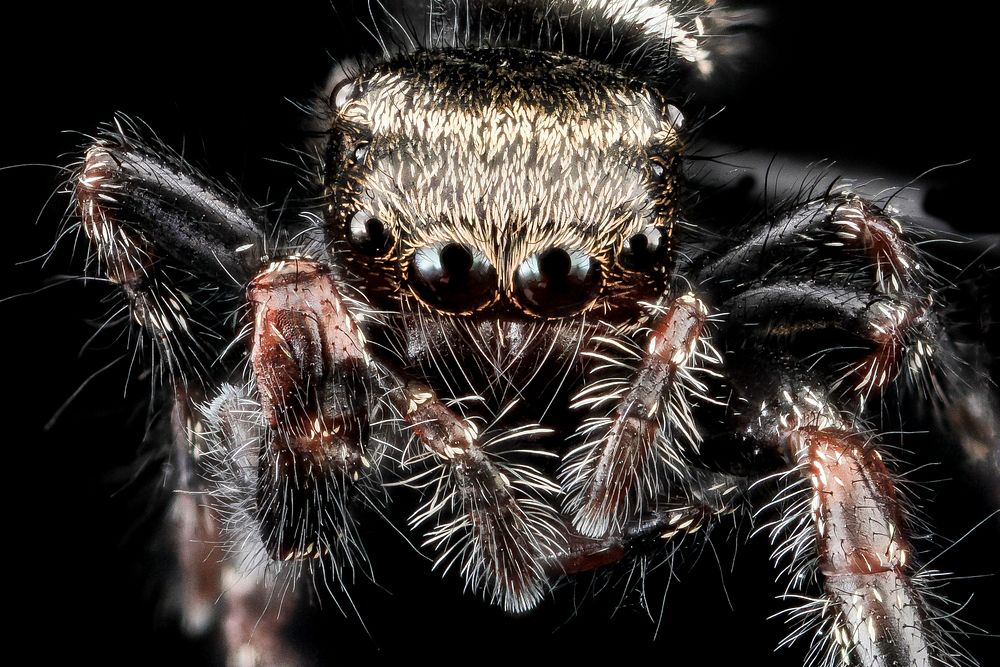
[650,158,669,182]
[353,142,370,163]
[620,225,668,271]
[347,210,393,256]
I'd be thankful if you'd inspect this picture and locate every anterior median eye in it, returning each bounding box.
[620,225,668,271]
[513,248,602,317]
[347,210,393,256]
[408,242,498,313]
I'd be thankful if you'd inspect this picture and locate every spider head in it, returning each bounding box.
[324,48,682,322]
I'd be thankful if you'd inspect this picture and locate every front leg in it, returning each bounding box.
[198,258,384,664]
[560,293,717,537]
[75,131,373,664]
[696,193,997,485]
[75,124,266,384]
[246,258,377,566]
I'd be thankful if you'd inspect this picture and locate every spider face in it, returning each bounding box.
[54,2,998,665]
[326,48,679,321]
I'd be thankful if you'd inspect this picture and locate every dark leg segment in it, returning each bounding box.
[694,193,926,301]
[695,194,943,407]
[77,134,266,285]
[720,280,938,399]
[541,479,742,577]
[76,130,267,382]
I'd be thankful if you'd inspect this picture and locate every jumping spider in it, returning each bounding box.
[62,1,997,665]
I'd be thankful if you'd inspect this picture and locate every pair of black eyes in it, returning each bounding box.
[409,244,599,316]
[347,211,667,269]
[345,211,668,315]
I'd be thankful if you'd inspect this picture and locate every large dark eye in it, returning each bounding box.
[408,242,497,313]
[347,211,393,256]
[513,248,601,317]
[620,225,668,271]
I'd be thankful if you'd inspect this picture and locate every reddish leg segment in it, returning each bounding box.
[562,293,712,537]
[732,362,946,667]
[796,428,931,666]
[171,388,314,666]
[248,259,374,564]
[169,395,223,635]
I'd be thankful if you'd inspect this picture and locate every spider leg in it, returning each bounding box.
[197,255,384,663]
[694,193,926,301]
[540,478,743,577]
[723,355,955,666]
[75,132,332,663]
[794,428,932,666]
[686,193,984,663]
[559,293,717,538]
[247,258,377,566]
[719,280,939,401]
[75,128,267,384]
[696,193,944,389]
[199,386,311,666]
[700,192,1000,490]
[388,380,564,613]
[721,274,999,499]
[698,192,990,432]
[169,395,224,635]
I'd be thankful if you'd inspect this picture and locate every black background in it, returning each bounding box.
[5,1,997,664]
